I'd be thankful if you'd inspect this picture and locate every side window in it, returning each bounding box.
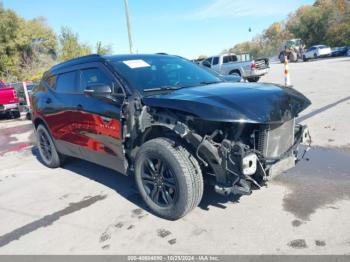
[223,55,238,63]
[80,68,113,91]
[56,71,77,93]
[47,75,57,89]
[212,57,219,65]
[223,56,230,63]
[203,57,212,65]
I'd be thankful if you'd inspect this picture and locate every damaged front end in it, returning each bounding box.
[170,116,311,196]
[124,82,311,197]
[126,107,311,197]
[213,119,311,196]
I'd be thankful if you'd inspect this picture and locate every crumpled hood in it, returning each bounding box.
[143,82,311,123]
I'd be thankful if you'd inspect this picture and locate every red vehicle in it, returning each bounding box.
[0,80,20,118]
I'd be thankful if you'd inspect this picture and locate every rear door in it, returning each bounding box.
[73,63,126,173]
[42,71,83,157]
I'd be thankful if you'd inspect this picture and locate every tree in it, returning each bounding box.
[197,54,207,60]
[323,0,350,46]
[58,26,91,61]
[226,0,350,58]
[287,0,350,46]
[0,6,21,81]
[95,41,112,55]
[16,17,57,80]
[0,5,58,81]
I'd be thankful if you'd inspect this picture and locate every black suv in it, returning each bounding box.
[32,54,311,220]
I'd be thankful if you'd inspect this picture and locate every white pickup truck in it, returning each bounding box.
[201,53,269,82]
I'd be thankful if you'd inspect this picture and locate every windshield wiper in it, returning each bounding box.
[143,86,182,92]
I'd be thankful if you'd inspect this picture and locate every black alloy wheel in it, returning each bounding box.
[134,138,203,220]
[38,129,53,163]
[141,157,178,207]
[36,124,64,168]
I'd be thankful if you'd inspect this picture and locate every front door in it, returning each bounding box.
[73,64,126,173]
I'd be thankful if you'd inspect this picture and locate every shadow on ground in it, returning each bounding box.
[31,147,243,213]
[31,144,350,220]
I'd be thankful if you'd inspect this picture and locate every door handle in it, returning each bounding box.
[46,98,52,104]
[77,104,83,110]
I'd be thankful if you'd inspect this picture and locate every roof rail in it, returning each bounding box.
[51,54,102,71]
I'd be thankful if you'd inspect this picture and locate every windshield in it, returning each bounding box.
[108,55,222,92]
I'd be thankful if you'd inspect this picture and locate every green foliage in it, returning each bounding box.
[0,7,21,81]
[227,0,350,57]
[96,41,112,55]
[58,26,92,62]
[16,17,58,80]
[0,5,113,81]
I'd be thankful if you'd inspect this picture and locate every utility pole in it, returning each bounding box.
[124,0,133,54]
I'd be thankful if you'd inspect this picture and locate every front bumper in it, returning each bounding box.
[214,124,310,196]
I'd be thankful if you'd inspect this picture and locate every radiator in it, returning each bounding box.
[258,119,295,158]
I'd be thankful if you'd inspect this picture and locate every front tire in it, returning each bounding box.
[134,138,203,220]
[36,124,64,168]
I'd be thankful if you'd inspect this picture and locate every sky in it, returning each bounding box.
[4,0,315,59]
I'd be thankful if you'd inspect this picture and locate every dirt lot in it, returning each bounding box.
[0,57,350,255]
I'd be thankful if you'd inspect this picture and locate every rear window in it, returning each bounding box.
[236,54,251,62]
[0,81,6,88]
[56,71,77,93]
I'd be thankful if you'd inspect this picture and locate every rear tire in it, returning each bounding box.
[247,77,260,82]
[134,138,203,220]
[36,124,64,168]
[229,70,241,76]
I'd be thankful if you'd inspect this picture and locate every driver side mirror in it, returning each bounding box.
[84,83,112,97]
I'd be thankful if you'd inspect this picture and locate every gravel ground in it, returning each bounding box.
[0,56,349,255]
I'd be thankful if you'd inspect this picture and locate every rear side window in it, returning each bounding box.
[56,71,77,93]
[223,55,238,63]
[79,68,113,91]
[212,57,219,65]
